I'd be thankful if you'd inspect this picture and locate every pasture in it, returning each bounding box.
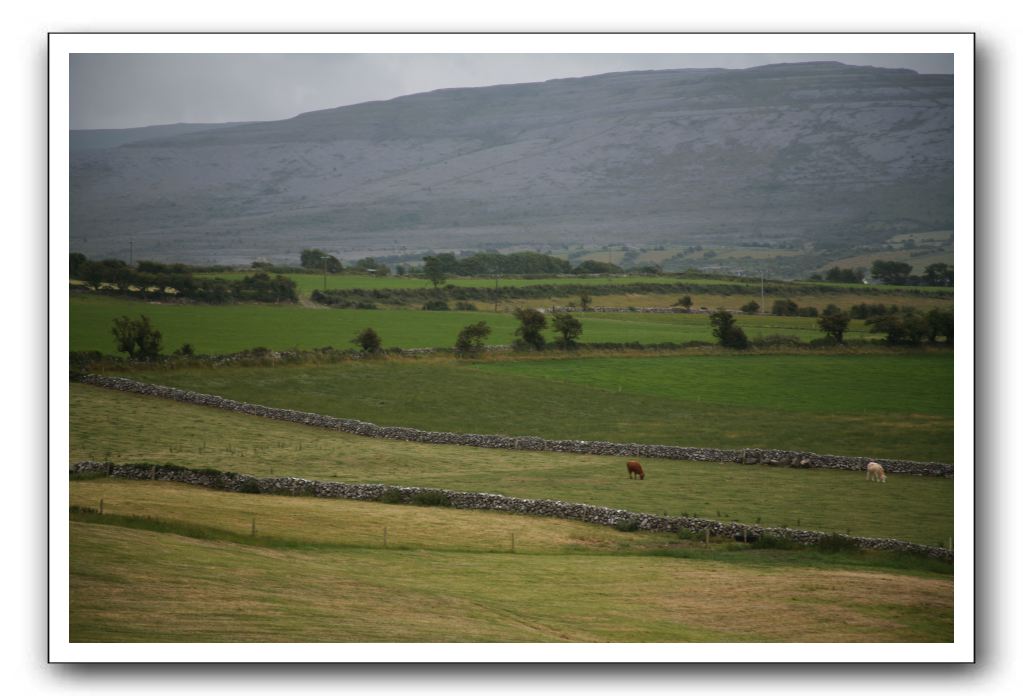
[70,295,899,355]
[70,383,954,544]
[69,484,953,642]
[117,351,954,463]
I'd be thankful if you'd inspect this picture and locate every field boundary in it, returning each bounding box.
[76,373,953,476]
[68,460,954,561]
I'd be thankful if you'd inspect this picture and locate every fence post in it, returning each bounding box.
[384,526,388,548]
[251,518,256,536]
[99,498,103,515]
[705,528,710,546]
[511,532,515,554]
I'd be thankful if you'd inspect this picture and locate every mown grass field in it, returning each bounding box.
[70,295,905,355]
[117,351,954,463]
[68,479,953,642]
[70,383,954,544]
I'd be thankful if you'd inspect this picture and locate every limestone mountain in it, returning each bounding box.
[69,61,953,265]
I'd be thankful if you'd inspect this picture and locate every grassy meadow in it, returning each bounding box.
[116,351,954,463]
[70,383,953,544]
[70,294,902,355]
[67,266,957,644]
[70,495,953,642]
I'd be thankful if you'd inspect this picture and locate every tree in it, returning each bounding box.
[866,309,929,345]
[571,260,623,274]
[354,257,388,275]
[513,307,547,350]
[675,295,693,312]
[817,304,851,343]
[870,260,913,285]
[352,327,382,353]
[454,321,491,356]
[551,313,583,348]
[824,266,865,283]
[111,315,162,359]
[69,252,87,278]
[926,308,954,344]
[771,299,799,316]
[923,263,954,287]
[300,248,341,272]
[709,310,749,349]
[740,300,760,314]
[422,255,448,289]
[579,293,593,311]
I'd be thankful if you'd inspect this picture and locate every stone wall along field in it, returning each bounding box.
[77,374,953,477]
[68,460,953,561]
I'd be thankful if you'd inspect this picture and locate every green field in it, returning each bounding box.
[71,381,954,546]
[70,295,893,355]
[69,480,953,642]
[116,350,953,463]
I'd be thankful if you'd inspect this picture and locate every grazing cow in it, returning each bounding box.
[626,460,645,480]
[866,461,887,483]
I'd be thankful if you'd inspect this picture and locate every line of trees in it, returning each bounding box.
[71,254,298,304]
[870,261,954,287]
[867,307,953,345]
[771,299,819,317]
[811,262,953,287]
[420,251,628,280]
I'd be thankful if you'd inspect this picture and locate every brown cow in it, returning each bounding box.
[626,460,645,480]
[866,461,887,483]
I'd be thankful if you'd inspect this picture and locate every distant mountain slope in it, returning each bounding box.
[69,62,953,265]
[70,121,259,153]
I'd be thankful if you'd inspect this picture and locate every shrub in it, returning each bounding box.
[709,310,749,349]
[352,327,383,353]
[236,479,262,494]
[771,299,799,316]
[551,312,583,348]
[866,309,929,345]
[513,307,547,350]
[174,343,196,356]
[377,489,405,504]
[409,490,451,507]
[675,527,701,541]
[111,315,162,360]
[422,300,450,311]
[454,321,492,357]
[751,334,803,348]
[454,301,478,311]
[614,518,641,532]
[749,534,802,550]
[816,533,860,553]
[740,300,760,313]
[817,304,851,343]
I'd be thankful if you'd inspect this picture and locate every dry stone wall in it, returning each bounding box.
[77,374,953,477]
[68,460,953,561]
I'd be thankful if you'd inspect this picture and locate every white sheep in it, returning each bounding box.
[866,461,887,483]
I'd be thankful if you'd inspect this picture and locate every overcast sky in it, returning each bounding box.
[70,53,953,130]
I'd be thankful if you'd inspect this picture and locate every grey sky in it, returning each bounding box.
[70,53,953,130]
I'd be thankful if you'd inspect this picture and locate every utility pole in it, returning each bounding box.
[129,239,133,266]
[761,269,765,312]
[321,255,330,290]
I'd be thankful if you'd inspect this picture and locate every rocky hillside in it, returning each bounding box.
[69,62,953,265]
